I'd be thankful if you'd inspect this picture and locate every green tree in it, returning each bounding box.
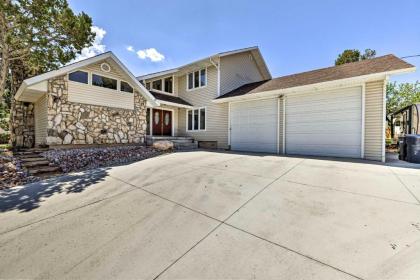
[386,81,420,115]
[335,49,376,65]
[0,0,95,102]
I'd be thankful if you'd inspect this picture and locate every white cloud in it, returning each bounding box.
[126,45,134,52]
[136,48,165,62]
[73,26,107,62]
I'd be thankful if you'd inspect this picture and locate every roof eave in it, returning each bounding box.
[213,67,416,103]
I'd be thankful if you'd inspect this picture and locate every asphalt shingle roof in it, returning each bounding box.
[217,54,414,100]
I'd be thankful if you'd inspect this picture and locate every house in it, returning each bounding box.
[12,47,415,162]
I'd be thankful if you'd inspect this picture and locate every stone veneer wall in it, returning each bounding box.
[46,75,147,145]
[9,99,35,148]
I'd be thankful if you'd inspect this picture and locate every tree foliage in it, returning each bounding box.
[0,0,95,101]
[386,81,420,116]
[335,49,376,65]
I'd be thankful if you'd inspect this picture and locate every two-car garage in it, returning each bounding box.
[229,86,364,159]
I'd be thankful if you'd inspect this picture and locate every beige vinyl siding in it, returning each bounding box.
[34,94,48,146]
[67,59,135,110]
[68,82,134,109]
[220,51,264,95]
[278,97,284,154]
[178,66,229,148]
[364,80,385,161]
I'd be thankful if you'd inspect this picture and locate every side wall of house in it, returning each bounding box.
[45,75,147,145]
[364,80,386,162]
[178,65,229,148]
[220,52,265,95]
[34,94,48,146]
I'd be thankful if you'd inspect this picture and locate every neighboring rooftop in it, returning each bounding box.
[149,91,192,107]
[217,54,415,100]
[137,46,272,81]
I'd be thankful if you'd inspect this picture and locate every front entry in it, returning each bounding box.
[152,109,172,136]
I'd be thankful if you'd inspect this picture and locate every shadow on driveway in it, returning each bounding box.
[0,168,110,213]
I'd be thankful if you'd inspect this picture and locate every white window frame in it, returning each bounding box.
[120,80,134,93]
[67,70,134,95]
[186,67,207,91]
[147,75,174,94]
[186,107,206,132]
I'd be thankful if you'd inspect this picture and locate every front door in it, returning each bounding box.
[152,109,172,136]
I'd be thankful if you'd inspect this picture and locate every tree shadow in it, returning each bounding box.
[0,168,109,213]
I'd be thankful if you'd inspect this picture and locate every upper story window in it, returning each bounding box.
[69,71,88,84]
[152,79,162,91]
[187,68,206,90]
[92,74,117,90]
[147,76,174,94]
[164,77,173,93]
[120,81,133,93]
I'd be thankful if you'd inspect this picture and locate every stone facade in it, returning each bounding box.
[10,99,35,148]
[45,75,147,146]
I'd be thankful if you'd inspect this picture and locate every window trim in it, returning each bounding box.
[91,72,118,91]
[186,106,206,132]
[120,80,134,93]
[186,67,207,91]
[67,69,134,95]
[146,75,174,94]
[68,70,89,84]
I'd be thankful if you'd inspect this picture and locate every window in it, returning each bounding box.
[145,82,151,90]
[69,71,88,84]
[92,74,117,90]
[120,81,133,93]
[152,79,162,91]
[164,77,173,93]
[187,68,206,90]
[187,107,206,131]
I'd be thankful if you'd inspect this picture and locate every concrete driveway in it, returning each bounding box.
[1,151,420,279]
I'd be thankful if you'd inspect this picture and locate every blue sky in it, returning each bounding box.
[68,0,420,83]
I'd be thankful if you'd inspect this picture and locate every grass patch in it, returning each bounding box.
[0,143,11,150]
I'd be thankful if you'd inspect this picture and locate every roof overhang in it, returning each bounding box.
[157,100,193,109]
[213,67,416,103]
[15,52,159,106]
[137,46,272,81]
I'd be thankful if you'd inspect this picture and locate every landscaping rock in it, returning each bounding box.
[0,154,39,189]
[153,140,174,151]
[42,145,166,173]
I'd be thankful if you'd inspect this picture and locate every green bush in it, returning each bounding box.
[0,133,10,144]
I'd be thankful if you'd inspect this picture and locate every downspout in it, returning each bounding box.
[209,57,220,96]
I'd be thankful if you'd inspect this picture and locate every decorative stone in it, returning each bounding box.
[86,134,94,144]
[75,122,86,130]
[113,134,121,143]
[63,134,73,144]
[153,140,174,151]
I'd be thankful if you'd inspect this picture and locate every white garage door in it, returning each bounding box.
[230,98,278,153]
[286,86,362,158]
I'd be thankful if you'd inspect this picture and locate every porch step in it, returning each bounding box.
[173,141,199,150]
[22,160,51,168]
[14,148,62,178]
[28,165,61,175]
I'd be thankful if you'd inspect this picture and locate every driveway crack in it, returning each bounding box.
[388,167,420,204]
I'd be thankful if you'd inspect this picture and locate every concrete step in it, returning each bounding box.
[20,157,47,162]
[174,141,198,150]
[28,166,61,175]
[22,160,51,168]
[170,139,194,144]
[15,153,45,158]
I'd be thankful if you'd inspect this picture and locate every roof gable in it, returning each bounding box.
[16,52,158,106]
[137,46,271,81]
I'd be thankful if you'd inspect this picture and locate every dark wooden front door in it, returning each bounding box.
[152,109,172,136]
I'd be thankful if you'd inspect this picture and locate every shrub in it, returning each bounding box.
[0,133,10,144]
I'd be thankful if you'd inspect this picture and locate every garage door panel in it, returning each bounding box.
[286,87,362,158]
[231,98,278,153]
